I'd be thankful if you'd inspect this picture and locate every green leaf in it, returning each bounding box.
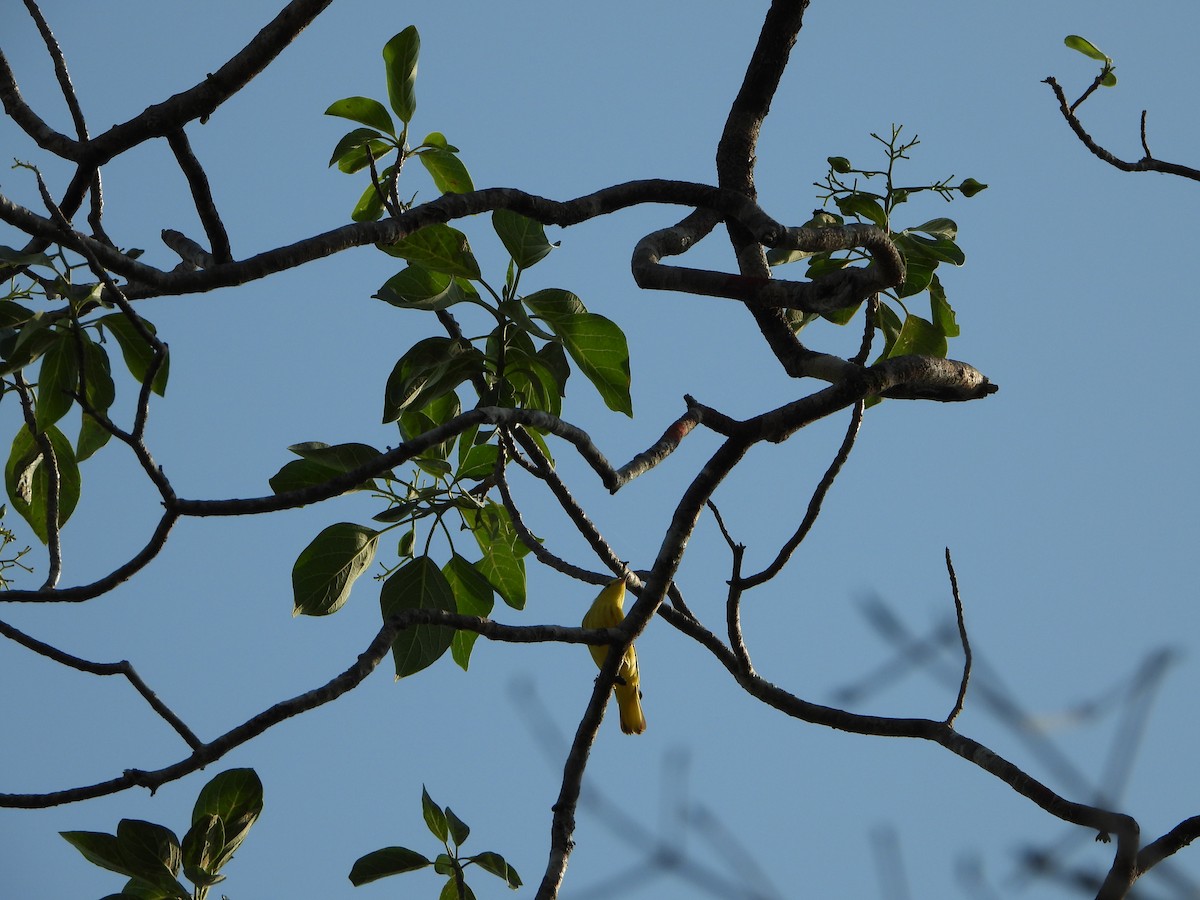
[444,554,495,670]
[834,193,888,228]
[0,245,54,270]
[827,156,853,174]
[461,502,526,610]
[1064,34,1110,62]
[469,851,522,889]
[523,289,632,416]
[422,786,449,841]
[5,424,80,544]
[445,808,470,847]
[180,815,224,886]
[765,246,814,267]
[418,148,474,195]
[269,458,375,494]
[910,218,958,241]
[379,224,481,279]
[399,391,461,465]
[1100,70,1118,87]
[328,127,393,173]
[348,847,432,886]
[97,314,168,396]
[378,270,479,312]
[380,556,457,677]
[0,312,58,377]
[288,441,391,479]
[492,209,555,269]
[383,337,484,423]
[190,768,263,872]
[291,523,380,616]
[439,876,477,900]
[383,27,420,124]
[77,335,116,462]
[886,313,948,360]
[114,819,185,894]
[324,97,395,136]
[61,831,132,877]
[929,274,959,339]
[35,330,78,431]
[895,231,965,267]
[351,170,392,223]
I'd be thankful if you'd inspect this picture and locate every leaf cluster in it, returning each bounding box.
[60,769,262,900]
[0,243,167,548]
[285,27,634,679]
[349,785,521,899]
[771,126,986,378]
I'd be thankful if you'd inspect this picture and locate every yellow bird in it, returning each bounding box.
[582,577,646,735]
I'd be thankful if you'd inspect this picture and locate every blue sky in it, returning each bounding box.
[2,2,1198,898]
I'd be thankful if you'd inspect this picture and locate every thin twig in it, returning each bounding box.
[738,400,864,588]
[0,616,202,748]
[944,547,971,726]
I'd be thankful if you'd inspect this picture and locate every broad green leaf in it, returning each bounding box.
[381,557,457,677]
[0,300,34,329]
[269,458,374,494]
[445,808,470,847]
[35,330,78,431]
[834,193,888,228]
[400,391,461,462]
[288,441,392,479]
[0,245,54,270]
[765,246,814,267]
[376,264,456,310]
[1100,70,1118,87]
[895,247,935,299]
[422,786,448,840]
[379,224,481,279]
[349,847,432,885]
[462,502,527,609]
[5,424,80,543]
[418,148,474,195]
[328,127,392,173]
[180,815,224,884]
[896,231,965,266]
[383,337,484,423]
[420,132,460,153]
[492,209,555,269]
[352,177,389,223]
[97,314,168,396]
[61,831,131,877]
[469,851,522,889]
[114,819,185,893]
[1064,34,1110,62]
[190,769,262,872]
[0,312,58,377]
[886,313,948,360]
[324,97,395,136]
[440,877,478,900]
[805,254,851,280]
[929,274,959,338]
[291,523,379,616]
[523,289,631,416]
[76,334,116,461]
[910,218,958,241]
[455,440,498,482]
[383,27,420,124]
[444,554,495,670]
